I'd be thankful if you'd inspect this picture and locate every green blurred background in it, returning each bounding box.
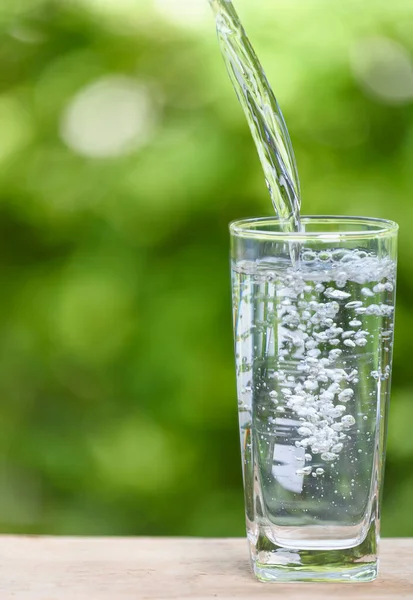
[0,0,412,537]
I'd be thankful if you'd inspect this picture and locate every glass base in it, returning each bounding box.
[248,521,379,583]
[253,560,378,583]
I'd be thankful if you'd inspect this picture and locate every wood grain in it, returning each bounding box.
[0,537,411,599]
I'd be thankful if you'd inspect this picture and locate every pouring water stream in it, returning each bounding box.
[209,0,302,234]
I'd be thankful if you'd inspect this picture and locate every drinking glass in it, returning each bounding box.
[231,216,398,582]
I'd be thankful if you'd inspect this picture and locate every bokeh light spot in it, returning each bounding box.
[350,37,413,104]
[153,0,209,28]
[60,76,158,158]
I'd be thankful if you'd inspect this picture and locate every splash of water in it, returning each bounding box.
[209,0,301,232]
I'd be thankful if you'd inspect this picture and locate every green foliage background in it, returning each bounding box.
[0,0,412,536]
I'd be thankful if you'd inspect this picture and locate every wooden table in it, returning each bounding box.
[0,537,411,599]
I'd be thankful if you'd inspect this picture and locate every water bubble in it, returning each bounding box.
[305,453,312,462]
[331,442,344,453]
[302,466,313,475]
[304,380,319,391]
[329,338,340,346]
[298,426,313,437]
[302,251,317,263]
[343,339,356,348]
[363,415,368,421]
[345,301,363,309]
[319,251,332,262]
[329,349,342,361]
[338,389,354,402]
[321,452,337,462]
[341,415,356,428]
[269,390,278,399]
[305,340,318,350]
[328,382,341,394]
[329,327,344,337]
[324,288,351,300]
[361,287,374,297]
[347,369,359,382]
[349,319,362,327]
[315,284,325,292]
[355,338,367,347]
[316,467,325,476]
[332,249,348,262]
[320,391,335,402]
[365,304,380,315]
[276,406,285,413]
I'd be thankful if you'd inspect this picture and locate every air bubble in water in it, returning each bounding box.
[345,301,363,309]
[316,467,325,476]
[338,389,354,402]
[319,251,332,262]
[302,251,317,263]
[343,339,356,348]
[324,288,351,300]
[341,415,356,428]
[362,287,374,297]
[304,380,318,391]
[329,349,342,361]
[321,452,337,462]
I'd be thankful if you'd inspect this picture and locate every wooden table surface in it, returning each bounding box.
[0,536,412,599]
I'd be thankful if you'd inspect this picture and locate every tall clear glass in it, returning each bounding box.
[231,216,398,583]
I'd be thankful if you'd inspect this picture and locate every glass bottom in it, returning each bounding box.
[253,560,377,583]
[249,521,378,583]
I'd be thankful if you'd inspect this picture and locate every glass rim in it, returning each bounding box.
[229,215,399,241]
